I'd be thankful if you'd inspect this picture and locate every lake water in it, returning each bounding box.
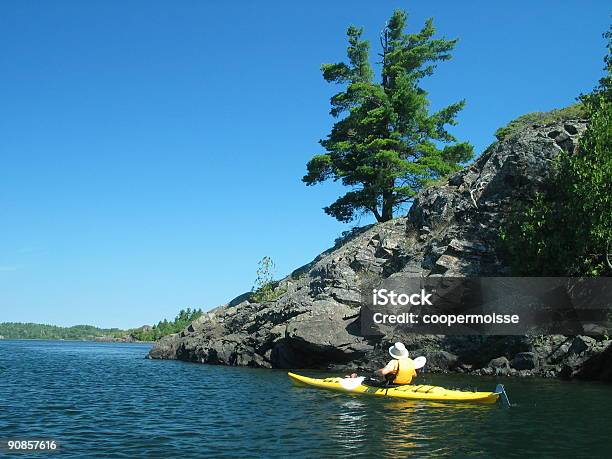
[1,340,611,458]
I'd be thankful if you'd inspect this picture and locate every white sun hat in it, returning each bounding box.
[388,342,409,359]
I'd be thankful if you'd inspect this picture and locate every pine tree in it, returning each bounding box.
[304,10,473,222]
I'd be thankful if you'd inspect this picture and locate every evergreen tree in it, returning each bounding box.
[304,10,473,222]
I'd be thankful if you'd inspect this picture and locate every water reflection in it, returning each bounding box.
[322,394,502,458]
[380,402,423,451]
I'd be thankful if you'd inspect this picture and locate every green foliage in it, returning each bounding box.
[500,28,611,276]
[0,309,206,342]
[130,308,204,341]
[495,103,587,141]
[304,10,474,223]
[0,322,125,340]
[252,256,286,302]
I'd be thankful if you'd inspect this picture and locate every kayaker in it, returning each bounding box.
[375,342,417,385]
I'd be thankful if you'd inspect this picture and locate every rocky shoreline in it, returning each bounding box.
[94,336,148,343]
[148,117,612,383]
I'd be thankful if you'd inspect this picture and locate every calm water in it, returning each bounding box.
[0,340,611,458]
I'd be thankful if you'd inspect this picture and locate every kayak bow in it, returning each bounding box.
[288,372,500,404]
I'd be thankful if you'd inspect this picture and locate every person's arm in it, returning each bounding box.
[375,360,397,376]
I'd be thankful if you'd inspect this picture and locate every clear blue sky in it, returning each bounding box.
[1,1,609,328]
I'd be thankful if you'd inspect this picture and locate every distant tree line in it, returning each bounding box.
[130,308,204,341]
[0,323,125,340]
[0,308,205,342]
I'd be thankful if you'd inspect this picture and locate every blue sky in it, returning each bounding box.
[1,1,609,328]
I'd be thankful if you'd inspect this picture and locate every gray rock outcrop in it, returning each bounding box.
[149,116,611,382]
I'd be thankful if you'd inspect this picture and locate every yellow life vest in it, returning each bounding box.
[391,357,416,384]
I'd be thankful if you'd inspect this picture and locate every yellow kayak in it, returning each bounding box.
[288,372,500,404]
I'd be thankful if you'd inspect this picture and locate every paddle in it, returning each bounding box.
[413,356,426,370]
[495,384,512,407]
[339,376,365,390]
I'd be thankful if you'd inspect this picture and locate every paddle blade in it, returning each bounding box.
[413,356,426,369]
[495,384,512,407]
[339,377,365,390]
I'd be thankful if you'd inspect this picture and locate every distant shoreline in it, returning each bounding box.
[1,313,199,344]
[0,337,154,344]
[0,322,153,343]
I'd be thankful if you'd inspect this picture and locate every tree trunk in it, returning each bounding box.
[370,206,383,222]
[381,189,394,222]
